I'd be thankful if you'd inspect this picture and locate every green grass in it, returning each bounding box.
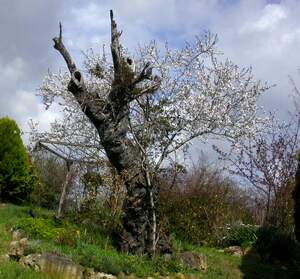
[0,203,299,278]
[0,261,47,279]
[0,204,190,277]
[0,203,46,279]
[174,239,300,279]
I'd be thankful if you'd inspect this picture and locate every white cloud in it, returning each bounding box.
[240,4,287,33]
[7,90,62,143]
[280,28,300,45]
[71,2,109,30]
[3,0,300,155]
[0,57,25,82]
[14,90,38,117]
[29,104,62,134]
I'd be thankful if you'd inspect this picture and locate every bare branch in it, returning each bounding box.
[53,23,77,74]
[131,81,161,101]
[133,62,153,84]
[110,10,122,73]
[154,133,178,171]
[59,21,62,41]
[215,118,299,226]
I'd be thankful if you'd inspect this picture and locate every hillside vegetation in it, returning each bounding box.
[0,203,298,279]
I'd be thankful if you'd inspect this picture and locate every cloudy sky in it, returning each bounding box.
[1,0,300,147]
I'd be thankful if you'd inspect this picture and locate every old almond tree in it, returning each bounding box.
[35,10,269,255]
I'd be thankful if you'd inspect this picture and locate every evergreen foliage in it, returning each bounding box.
[0,117,37,203]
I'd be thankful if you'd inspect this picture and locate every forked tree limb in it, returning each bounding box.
[52,23,107,122]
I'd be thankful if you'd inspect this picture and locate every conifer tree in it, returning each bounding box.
[0,117,37,203]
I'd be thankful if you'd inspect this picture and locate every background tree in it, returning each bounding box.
[33,11,269,254]
[294,152,300,241]
[0,117,37,204]
[31,152,67,210]
[214,118,300,228]
[159,158,256,245]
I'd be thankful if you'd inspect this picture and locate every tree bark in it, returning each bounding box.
[52,11,170,255]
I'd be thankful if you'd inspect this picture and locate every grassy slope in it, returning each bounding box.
[0,204,47,279]
[0,203,298,279]
[177,244,298,279]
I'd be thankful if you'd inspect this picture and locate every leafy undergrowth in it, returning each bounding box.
[0,203,299,278]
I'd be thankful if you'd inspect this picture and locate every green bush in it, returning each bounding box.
[159,194,214,244]
[15,217,64,240]
[74,202,123,241]
[31,155,67,210]
[254,226,299,263]
[54,227,79,247]
[215,223,258,248]
[159,187,255,245]
[0,117,38,203]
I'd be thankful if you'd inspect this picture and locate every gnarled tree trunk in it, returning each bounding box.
[52,11,171,255]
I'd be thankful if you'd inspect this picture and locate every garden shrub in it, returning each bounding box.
[159,193,214,244]
[0,117,38,203]
[214,223,258,248]
[68,201,122,247]
[54,227,79,247]
[159,162,256,245]
[254,226,299,263]
[15,217,64,240]
[31,154,67,210]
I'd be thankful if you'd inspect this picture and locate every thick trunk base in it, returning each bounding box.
[119,183,172,255]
